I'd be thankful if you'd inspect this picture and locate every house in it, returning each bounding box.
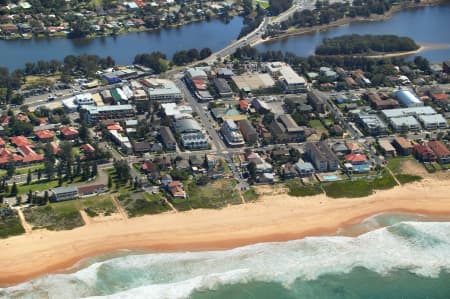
[175,158,191,170]
[281,163,298,179]
[78,184,106,197]
[161,174,173,186]
[0,138,5,148]
[239,99,249,112]
[81,143,96,157]
[167,180,186,198]
[206,154,217,170]
[427,140,450,164]
[294,161,315,177]
[392,137,413,156]
[245,152,273,173]
[51,186,79,202]
[158,156,171,170]
[378,139,397,158]
[345,153,370,173]
[413,144,436,162]
[133,141,151,153]
[332,142,350,156]
[189,155,204,169]
[305,141,339,172]
[60,127,79,140]
[257,172,275,184]
[10,136,31,147]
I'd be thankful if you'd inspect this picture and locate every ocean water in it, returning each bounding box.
[1,218,450,299]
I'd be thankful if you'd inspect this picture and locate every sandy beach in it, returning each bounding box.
[1,170,450,286]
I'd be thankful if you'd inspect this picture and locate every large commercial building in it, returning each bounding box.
[221,120,245,147]
[417,114,448,130]
[395,89,424,107]
[358,114,388,136]
[141,78,182,103]
[266,62,307,93]
[173,115,209,149]
[381,106,437,119]
[381,106,447,132]
[82,105,135,124]
[390,116,421,132]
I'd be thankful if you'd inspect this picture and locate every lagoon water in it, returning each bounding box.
[257,5,450,62]
[2,5,450,71]
[0,17,244,71]
[1,217,450,299]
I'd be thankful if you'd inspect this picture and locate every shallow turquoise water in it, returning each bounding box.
[1,215,450,299]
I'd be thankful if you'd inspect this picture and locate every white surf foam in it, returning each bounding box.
[1,221,450,299]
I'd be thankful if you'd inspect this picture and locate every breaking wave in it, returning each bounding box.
[1,221,450,299]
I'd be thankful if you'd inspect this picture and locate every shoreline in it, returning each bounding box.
[252,0,448,47]
[1,176,450,286]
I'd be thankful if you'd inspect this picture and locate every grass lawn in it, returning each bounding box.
[386,156,415,174]
[15,163,45,175]
[117,188,171,217]
[17,180,60,195]
[309,119,328,135]
[396,174,422,185]
[23,201,84,231]
[0,209,25,238]
[254,0,269,9]
[80,195,117,217]
[243,187,259,202]
[173,179,242,210]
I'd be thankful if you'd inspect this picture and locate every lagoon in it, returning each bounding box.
[0,17,244,71]
[257,5,450,62]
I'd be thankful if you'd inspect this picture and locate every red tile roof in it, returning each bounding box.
[0,138,5,147]
[10,136,32,147]
[35,129,54,140]
[81,143,95,153]
[427,140,450,158]
[16,113,30,122]
[431,93,449,101]
[239,99,249,111]
[50,142,60,155]
[0,116,10,125]
[345,153,368,163]
[107,124,123,131]
[0,148,23,164]
[60,126,78,137]
[18,145,36,156]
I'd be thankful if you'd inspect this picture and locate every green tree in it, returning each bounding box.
[247,162,257,179]
[26,169,32,185]
[10,182,18,196]
[108,175,113,189]
[6,161,15,178]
